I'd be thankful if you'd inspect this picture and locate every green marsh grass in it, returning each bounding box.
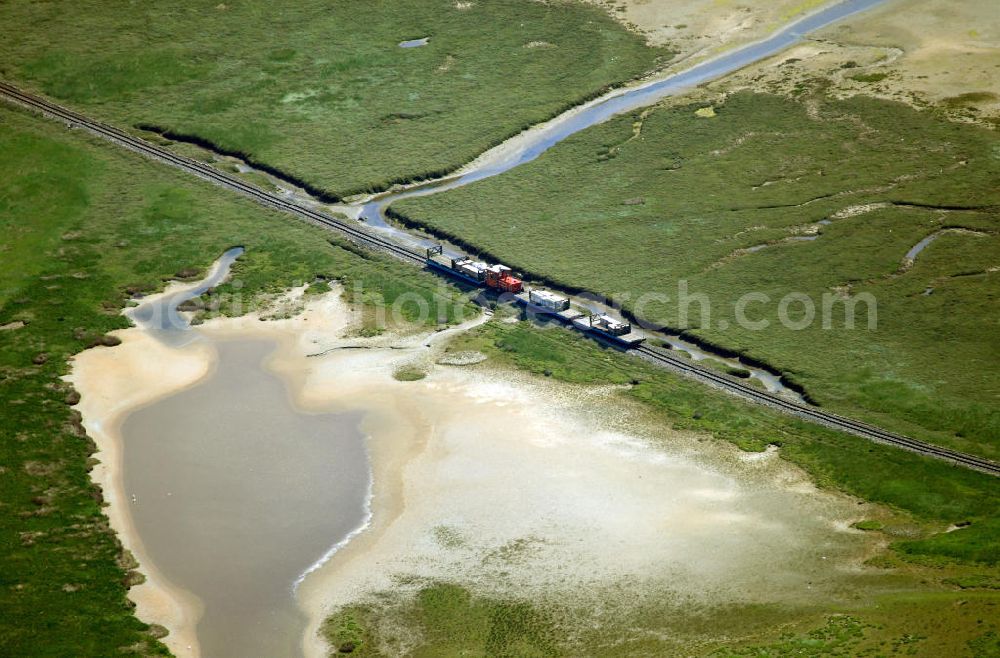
[0,104,472,655]
[394,91,1000,459]
[0,0,667,198]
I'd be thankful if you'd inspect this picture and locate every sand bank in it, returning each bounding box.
[280,328,881,654]
[589,0,846,53]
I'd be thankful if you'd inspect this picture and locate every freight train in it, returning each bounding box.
[426,245,523,292]
[425,246,644,346]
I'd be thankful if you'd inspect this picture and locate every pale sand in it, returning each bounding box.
[282,324,877,655]
[65,279,360,657]
[704,0,1000,121]
[586,0,840,52]
[69,282,875,657]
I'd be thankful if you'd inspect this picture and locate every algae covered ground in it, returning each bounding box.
[0,0,666,197]
[392,89,1000,461]
[324,585,1000,657]
[0,103,472,656]
[317,314,1000,656]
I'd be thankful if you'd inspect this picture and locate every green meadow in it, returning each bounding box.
[0,104,472,656]
[0,0,666,197]
[393,90,1000,460]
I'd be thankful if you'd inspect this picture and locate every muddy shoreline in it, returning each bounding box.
[66,280,220,657]
[69,268,884,658]
[65,261,488,656]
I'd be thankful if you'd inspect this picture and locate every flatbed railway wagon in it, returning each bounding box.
[426,246,523,293]
[426,246,488,286]
[514,288,584,322]
[572,313,645,347]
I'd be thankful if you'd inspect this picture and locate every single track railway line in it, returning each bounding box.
[3,81,996,477]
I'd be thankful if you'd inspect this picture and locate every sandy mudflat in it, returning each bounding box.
[587,0,839,54]
[294,370,878,655]
[704,0,1000,120]
[70,282,877,657]
[283,322,879,654]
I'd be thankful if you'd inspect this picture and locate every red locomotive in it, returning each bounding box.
[484,264,523,293]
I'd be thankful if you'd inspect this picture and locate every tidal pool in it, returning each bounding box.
[106,269,879,657]
[121,339,369,657]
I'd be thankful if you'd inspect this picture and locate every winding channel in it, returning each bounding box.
[354,0,888,216]
[351,0,888,396]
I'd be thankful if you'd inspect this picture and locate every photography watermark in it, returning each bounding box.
[134,276,876,335]
[620,281,878,332]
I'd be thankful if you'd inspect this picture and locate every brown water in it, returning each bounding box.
[121,339,369,657]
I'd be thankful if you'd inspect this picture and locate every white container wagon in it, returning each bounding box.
[528,289,570,311]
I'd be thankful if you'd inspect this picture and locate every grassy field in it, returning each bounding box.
[392,89,1000,460]
[317,315,1000,656]
[325,585,1000,657]
[0,103,473,656]
[0,0,666,198]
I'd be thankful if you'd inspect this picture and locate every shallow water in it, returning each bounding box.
[128,246,244,345]
[119,254,371,656]
[399,37,429,48]
[906,231,942,260]
[121,339,369,658]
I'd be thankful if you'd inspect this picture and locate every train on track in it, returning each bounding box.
[6,81,991,475]
[426,246,645,346]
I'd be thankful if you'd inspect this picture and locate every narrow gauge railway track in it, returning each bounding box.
[635,345,1000,476]
[3,82,997,477]
[0,82,426,266]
